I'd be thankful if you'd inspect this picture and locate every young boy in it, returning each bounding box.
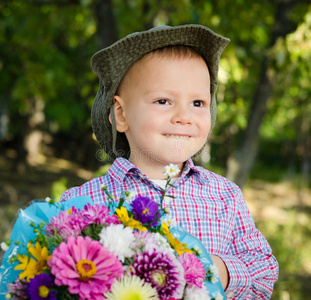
[61,24,279,299]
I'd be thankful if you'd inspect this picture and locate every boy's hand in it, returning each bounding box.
[211,254,229,290]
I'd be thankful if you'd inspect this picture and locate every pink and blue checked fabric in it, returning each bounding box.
[61,157,278,299]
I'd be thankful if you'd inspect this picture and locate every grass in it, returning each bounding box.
[243,180,311,300]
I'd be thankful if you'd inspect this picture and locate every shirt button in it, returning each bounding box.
[225,292,234,298]
[163,196,171,204]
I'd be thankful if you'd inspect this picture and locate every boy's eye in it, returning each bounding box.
[192,100,204,107]
[156,99,169,105]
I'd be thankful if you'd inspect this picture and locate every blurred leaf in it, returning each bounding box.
[52,177,68,200]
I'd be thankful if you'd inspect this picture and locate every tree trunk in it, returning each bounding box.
[0,99,9,141]
[142,1,154,30]
[23,97,45,166]
[93,0,118,48]
[297,101,311,205]
[226,0,298,188]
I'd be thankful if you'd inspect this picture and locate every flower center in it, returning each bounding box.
[38,285,49,298]
[142,208,150,215]
[76,259,97,282]
[151,270,166,287]
[128,294,142,300]
[36,260,48,272]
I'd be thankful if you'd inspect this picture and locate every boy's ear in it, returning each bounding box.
[109,95,128,132]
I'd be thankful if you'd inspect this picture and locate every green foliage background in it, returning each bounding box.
[0,0,311,299]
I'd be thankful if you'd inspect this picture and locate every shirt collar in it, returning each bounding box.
[181,158,195,176]
[108,157,140,182]
[108,157,199,183]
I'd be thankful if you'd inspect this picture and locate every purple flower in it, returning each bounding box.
[130,245,186,299]
[130,196,161,227]
[26,273,57,300]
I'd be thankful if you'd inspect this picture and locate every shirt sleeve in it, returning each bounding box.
[59,188,73,201]
[216,187,279,299]
[60,186,81,202]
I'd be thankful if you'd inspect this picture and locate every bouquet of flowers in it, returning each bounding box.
[0,165,226,300]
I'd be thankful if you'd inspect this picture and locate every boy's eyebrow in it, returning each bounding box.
[143,89,211,98]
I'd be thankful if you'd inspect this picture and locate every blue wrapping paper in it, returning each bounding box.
[0,196,225,299]
[170,226,226,299]
[0,196,93,297]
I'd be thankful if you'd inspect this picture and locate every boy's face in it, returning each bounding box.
[113,53,211,178]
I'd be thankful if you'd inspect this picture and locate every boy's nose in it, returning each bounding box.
[171,106,192,125]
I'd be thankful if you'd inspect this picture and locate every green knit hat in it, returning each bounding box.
[91,24,230,160]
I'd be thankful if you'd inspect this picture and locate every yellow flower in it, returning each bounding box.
[115,206,129,223]
[115,207,147,231]
[161,222,170,235]
[14,242,51,281]
[161,223,193,255]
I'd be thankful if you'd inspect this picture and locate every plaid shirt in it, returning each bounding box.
[61,157,278,299]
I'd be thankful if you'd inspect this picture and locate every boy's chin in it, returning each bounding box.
[156,153,195,166]
[164,149,200,162]
[130,147,202,166]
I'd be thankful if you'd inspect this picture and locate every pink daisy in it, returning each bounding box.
[178,252,206,288]
[80,204,121,227]
[46,207,83,239]
[46,205,120,241]
[7,278,27,299]
[48,236,123,299]
[133,230,156,250]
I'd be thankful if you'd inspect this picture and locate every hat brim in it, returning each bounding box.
[91,24,230,160]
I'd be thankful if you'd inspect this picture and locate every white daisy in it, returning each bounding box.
[184,285,211,300]
[210,263,220,283]
[163,195,172,205]
[163,164,180,177]
[124,190,136,203]
[215,292,224,300]
[153,232,175,254]
[161,218,177,228]
[98,224,135,262]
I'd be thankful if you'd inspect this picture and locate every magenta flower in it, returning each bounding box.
[178,252,206,288]
[131,245,185,299]
[130,196,161,227]
[45,207,83,239]
[133,230,156,250]
[46,205,120,241]
[7,278,27,299]
[26,273,57,300]
[48,236,123,299]
[80,203,121,227]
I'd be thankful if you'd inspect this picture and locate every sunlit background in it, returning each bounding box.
[0,1,310,299]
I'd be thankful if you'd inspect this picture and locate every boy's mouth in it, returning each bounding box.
[165,134,190,139]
